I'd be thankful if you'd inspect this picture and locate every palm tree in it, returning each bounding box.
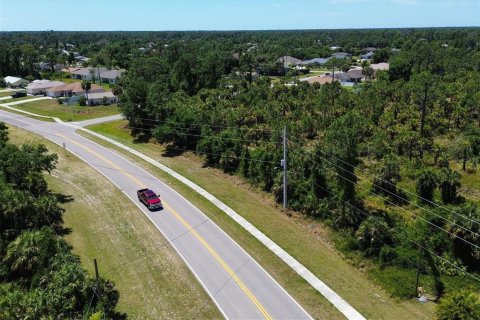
[439,167,461,204]
[361,60,371,81]
[81,80,91,105]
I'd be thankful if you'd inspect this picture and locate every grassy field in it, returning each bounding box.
[10,98,120,121]
[5,124,221,319]
[1,95,38,103]
[0,90,16,97]
[82,120,436,319]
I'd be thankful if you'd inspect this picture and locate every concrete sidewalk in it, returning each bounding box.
[0,104,366,320]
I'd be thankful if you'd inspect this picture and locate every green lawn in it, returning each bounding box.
[0,90,16,97]
[1,95,37,103]
[82,120,436,319]
[11,99,120,122]
[6,125,221,320]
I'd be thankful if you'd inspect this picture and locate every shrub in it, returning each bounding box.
[57,98,63,105]
[369,267,418,298]
[439,168,461,204]
[379,246,397,267]
[356,216,393,257]
[436,290,480,320]
[416,168,438,203]
[78,96,86,106]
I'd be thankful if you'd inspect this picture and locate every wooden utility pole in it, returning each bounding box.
[282,126,288,209]
[94,259,101,298]
[415,246,422,298]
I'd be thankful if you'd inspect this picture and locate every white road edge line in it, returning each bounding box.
[0,105,365,320]
[0,119,230,320]
[76,126,365,320]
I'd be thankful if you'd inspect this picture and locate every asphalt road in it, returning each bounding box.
[0,109,312,320]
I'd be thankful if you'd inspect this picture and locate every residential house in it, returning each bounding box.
[277,56,302,68]
[99,69,125,84]
[332,52,352,59]
[302,75,337,85]
[75,55,90,63]
[38,62,65,72]
[334,69,363,83]
[26,80,65,95]
[46,82,104,98]
[360,52,374,60]
[86,91,118,106]
[4,76,29,88]
[370,62,390,72]
[300,58,330,66]
[71,67,108,81]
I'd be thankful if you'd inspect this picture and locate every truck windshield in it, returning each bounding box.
[147,195,157,200]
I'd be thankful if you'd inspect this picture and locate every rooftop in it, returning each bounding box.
[47,82,104,93]
[27,80,65,90]
[87,91,116,99]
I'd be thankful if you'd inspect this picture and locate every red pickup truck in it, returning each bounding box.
[137,188,162,210]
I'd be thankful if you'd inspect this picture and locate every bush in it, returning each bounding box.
[369,267,418,298]
[416,168,438,203]
[356,216,392,257]
[436,290,480,320]
[0,77,6,87]
[379,246,397,267]
[393,246,421,269]
[57,98,63,105]
[78,96,86,106]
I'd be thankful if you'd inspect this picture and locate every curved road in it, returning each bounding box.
[0,109,312,320]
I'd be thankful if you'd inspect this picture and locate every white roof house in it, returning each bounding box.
[4,76,29,88]
[26,80,65,95]
[86,91,118,106]
[370,62,390,71]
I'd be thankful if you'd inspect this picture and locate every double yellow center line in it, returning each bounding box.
[57,133,272,319]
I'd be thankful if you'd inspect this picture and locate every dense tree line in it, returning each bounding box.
[2,28,478,313]
[0,123,123,319]
[115,28,480,306]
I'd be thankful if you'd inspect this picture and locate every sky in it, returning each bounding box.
[0,0,479,31]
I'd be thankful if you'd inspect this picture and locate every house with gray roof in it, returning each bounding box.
[87,91,118,106]
[100,69,125,84]
[71,67,108,81]
[332,52,352,59]
[360,52,374,60]
[300,58,330,66]
[26,80,65,95]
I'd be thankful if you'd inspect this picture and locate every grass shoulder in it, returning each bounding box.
[5,124,221,319]
[81,120,435,319]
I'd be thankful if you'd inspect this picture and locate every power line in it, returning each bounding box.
[125,116,278,134]
[290,134,480,228]
[124,125,278,145]
[294,147,480,243]
[165,145,279,165]
[104,217,212,276]
[308,178,480,284]
[289,135,480,234]
[291,148,480,252]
